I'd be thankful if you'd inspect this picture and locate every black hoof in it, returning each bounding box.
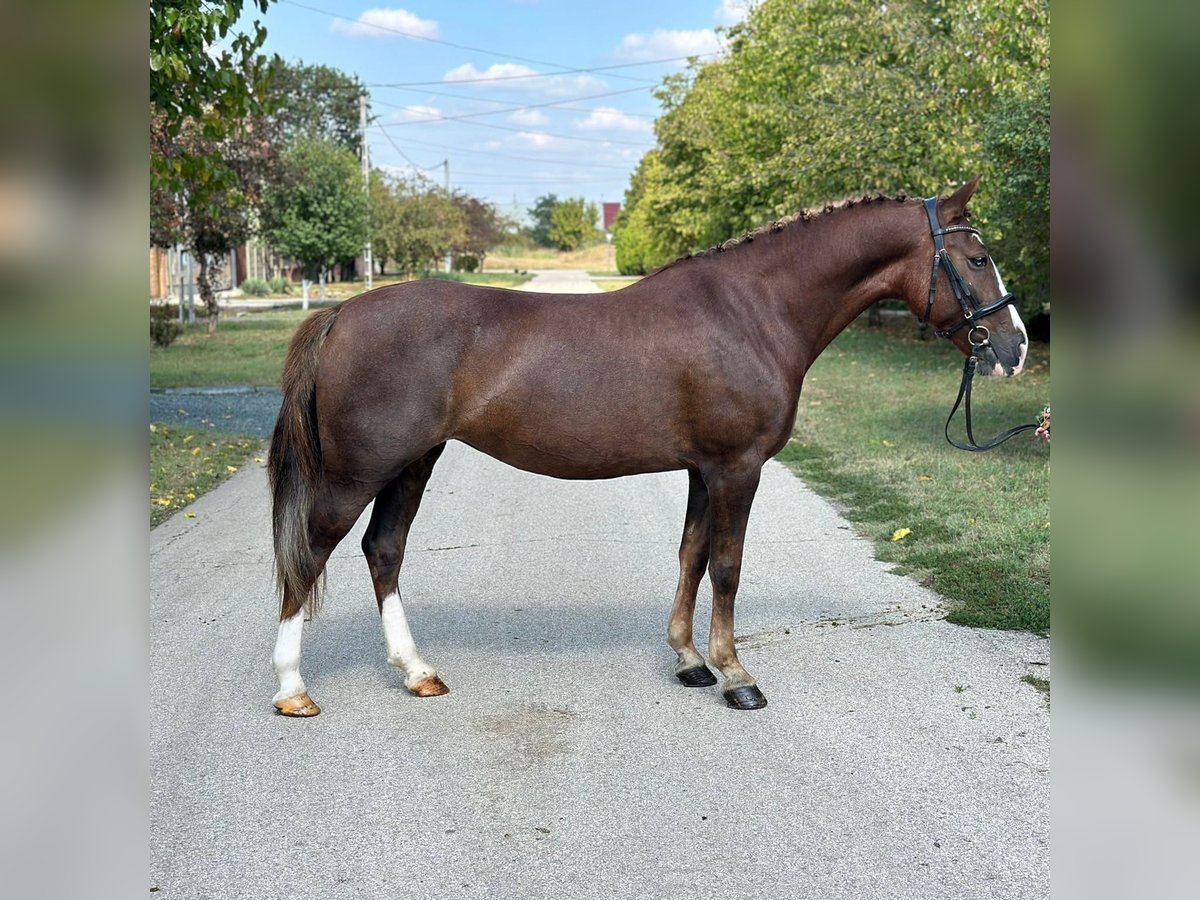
[723,685,768,710]
[676,665,718,687]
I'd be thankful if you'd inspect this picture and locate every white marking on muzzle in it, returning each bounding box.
[272,612,306,703]
[977,235,1029,376]
[381,593,435,687]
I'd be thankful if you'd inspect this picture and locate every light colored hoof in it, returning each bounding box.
[408,675,450,698]
[274,692,321,717]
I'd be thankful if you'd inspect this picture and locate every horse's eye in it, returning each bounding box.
[968,255,988,269]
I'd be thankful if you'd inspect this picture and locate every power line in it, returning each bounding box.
[368,83,660,117]
[372,98,652,147]
[283,0,661,85]
[369,129,636,170]
[366,53,720,88]
[373,85,652,127]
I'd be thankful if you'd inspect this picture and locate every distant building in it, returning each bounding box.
[602,202,622,233]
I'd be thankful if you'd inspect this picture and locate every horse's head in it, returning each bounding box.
[911,176,1029,377]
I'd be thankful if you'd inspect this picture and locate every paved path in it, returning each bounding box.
[150,272,1049,899]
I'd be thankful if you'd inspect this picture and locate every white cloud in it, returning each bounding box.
[393,104,442,123]
[615,28,722,61]
[443,63,605,95]
[714,0,752,26]
[575,106,652,134]
[509,108,549,126]
[330,8,439,39]
[484,132,568,151]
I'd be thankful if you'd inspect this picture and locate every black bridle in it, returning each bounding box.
[921,195,1038,452]
[920,196,1016,337]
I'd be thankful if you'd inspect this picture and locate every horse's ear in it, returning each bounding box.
[939,175,982,221]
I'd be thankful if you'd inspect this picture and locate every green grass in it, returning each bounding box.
[150,273,533,388]
[150,423,263,526]
[597,278,641,292]
[774,319,1050,632]
[1021,674,1050,708]
[151,308,313,388]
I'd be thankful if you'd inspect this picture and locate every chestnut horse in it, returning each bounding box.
[268,177,1027,715]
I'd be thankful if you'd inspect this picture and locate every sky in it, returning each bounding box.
[249,1,751,223]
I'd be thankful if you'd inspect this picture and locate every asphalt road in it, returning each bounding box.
[150,271,1049,898]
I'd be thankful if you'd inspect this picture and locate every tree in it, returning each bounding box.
[151,111,274,331]
[387,180,467,276]
[451,192,503,264]
[260,139,368,305]
[615,0,1050,300]
[150,0,278,192]
[528,194,559,247]
[266,61,365,151]
[547,198,600,251]
[981,74,1050,318]
[368,169,399,275]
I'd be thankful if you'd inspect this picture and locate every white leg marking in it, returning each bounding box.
[272,613,306,703]
[381,592,436,687]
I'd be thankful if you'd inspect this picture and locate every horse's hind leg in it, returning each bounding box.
[273,480,377,717]
[361,443,448,697]
[668,470,718,687]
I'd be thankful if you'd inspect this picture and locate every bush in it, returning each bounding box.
[981,75,1050,321]
[268,276,292,295]
[150,306,182,347]
[454,254,479,273]
[240,277,270,296]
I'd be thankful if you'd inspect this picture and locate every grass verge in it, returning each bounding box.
[597,278,642,292]
[774,318,1050,633]
[150,423,263,526]
[484,243,615,271]
[151,273,533,388]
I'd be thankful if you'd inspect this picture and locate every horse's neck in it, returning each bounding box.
[758,204,919,366]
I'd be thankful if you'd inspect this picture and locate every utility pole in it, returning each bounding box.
[442,159,452,273]
[360,93,373,289]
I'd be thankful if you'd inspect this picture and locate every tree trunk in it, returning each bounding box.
[318,268,327,301]
[197,253,219,334]
[301,278,311,310]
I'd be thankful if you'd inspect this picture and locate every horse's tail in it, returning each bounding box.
[268,306,340,617]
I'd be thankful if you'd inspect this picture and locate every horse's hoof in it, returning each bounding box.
[408,674,450,698]
[723,685,768,710]
[676,665,718,687]
[274,692,321,717]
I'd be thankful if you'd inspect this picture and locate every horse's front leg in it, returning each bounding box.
[668,469,718,686]
[703,461,768,709]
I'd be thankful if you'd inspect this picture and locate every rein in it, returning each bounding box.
[922,195,1038,452]
[943,326,1040,452]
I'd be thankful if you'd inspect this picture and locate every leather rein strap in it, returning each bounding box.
[944,351,1039,452]
[921,195,1037,452]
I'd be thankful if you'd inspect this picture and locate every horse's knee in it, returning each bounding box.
[709,560,740,597]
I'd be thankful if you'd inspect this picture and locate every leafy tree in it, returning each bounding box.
[382,179,467,275]
[528,193,559,247]
[266,60,365,150]
[451,192,503,264]
[368,169,398,275]
[260,139,368,304]
[981,74,1049,317]
[616,0,1050,305]
[151,111,274,331]
[150,0,278,191]
[547,198,600,251]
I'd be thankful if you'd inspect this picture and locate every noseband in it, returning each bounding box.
[920,196,1017,338]
[921,195,1038,451]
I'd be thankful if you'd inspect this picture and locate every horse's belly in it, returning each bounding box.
[455,418,683,480]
